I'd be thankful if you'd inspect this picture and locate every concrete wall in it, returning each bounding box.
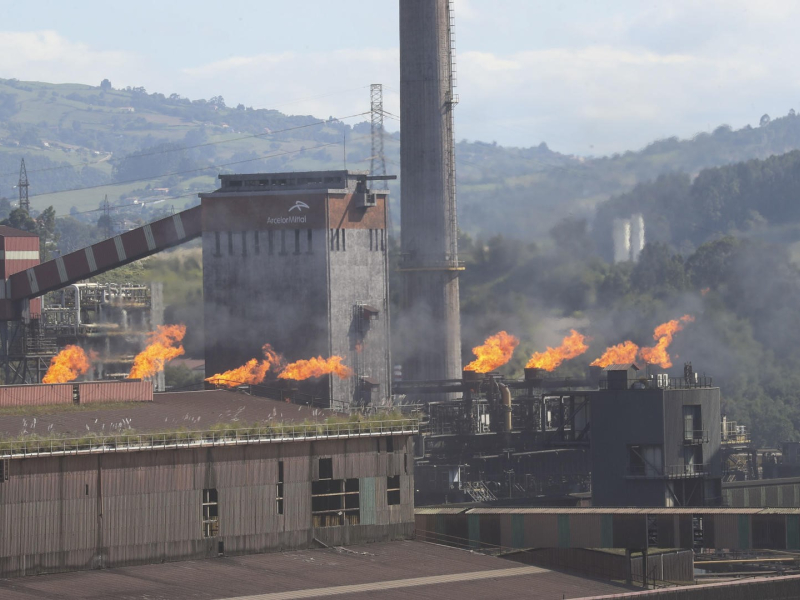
[0,435,415,578]
[202,227,329,388]
[328,228,391,410]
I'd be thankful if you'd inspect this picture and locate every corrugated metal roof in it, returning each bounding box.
[0,539,635,600]
[416,507,800,515]
[603,363,640,371]
[0,225,38,238]
[0,389,333,439]
[415,507,466,515]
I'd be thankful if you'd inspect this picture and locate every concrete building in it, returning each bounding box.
[200,171,391,410]
[0,389,416,578]
[590,367,722,507]
[399,0,463,390]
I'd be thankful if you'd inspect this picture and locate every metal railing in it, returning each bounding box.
[683,429,709,444]
[0,419,418,459]
[666,463,709,478]
[626,463,709,479]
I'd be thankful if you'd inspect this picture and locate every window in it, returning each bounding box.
[387,475,401,506]
[228,232,233,254]
[341,228,346,251]
[214,231,221,256]
[311,478,360,527]
[0,457,8,482]
[276,461,284,515]
[386,436,394,453]
[306,229,313,254]
[376,438,381,453]
[294,229,301,254]
[254,231,260,255]
[330,229,340,251]
[202,488,219,538]
[319,457,333,480]
[381,229,385,251]
[683,405,703,442]
[268,230,274,255]
[280,230,287,255]
[242,231,247,256]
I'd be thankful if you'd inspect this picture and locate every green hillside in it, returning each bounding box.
[5,77,800,243]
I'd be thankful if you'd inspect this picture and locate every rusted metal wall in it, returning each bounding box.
[578,574,800,600]
[0,383,73,407]
[505,548,694,585]
[77,381,153,403]
[0,434,414,578]
[414,510,800,551]
[723,478,800,508]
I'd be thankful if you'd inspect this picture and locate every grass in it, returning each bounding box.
[0,401,150,417]
[0,410,416,454]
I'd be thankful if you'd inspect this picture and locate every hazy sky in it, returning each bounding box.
[2,0,799,155]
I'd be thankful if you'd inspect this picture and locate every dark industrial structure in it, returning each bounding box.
[399,0,463,391]
[0,389,416,578]
[590,365,722,507]
[406,365,725,508]
[200,170,392,410]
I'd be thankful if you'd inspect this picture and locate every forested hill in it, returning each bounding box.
[3,77,800,240]
[594,149,800,258]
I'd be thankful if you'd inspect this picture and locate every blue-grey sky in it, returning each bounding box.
[2,0,799,155]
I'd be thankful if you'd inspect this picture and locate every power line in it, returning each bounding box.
[24,141,341,200]
[0,112,370,179]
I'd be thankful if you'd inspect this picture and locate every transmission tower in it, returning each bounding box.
[370,84,386,176]
[18,159,30,214]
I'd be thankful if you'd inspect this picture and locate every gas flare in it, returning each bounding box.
[525,330,589,371]
[639,315,694,368]
[127,324,186,379]
[464,331,519,373]
[42,345,92,383]
[278,356,353,380]
[205,344,282,388]
[591,341,640,368]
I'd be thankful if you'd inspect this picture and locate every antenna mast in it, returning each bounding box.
[18,159,30,214]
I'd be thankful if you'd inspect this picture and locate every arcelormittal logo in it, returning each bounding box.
[289,201,309,213]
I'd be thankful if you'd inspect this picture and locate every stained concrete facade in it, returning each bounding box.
[399,0,463,389]
[200,171,391,409]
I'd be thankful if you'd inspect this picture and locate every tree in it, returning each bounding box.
[100,79,112,91]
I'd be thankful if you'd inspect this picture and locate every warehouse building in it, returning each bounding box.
[0,388,416,578]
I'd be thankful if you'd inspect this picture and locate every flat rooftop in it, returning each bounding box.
[0,390,415,459]
[0,540,634,600]
[0,389,329,439]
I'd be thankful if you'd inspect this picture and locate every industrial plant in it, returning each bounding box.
[1,1,799,598]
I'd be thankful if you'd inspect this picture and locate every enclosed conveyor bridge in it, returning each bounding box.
[0,206,201,319]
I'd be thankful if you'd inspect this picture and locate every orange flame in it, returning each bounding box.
[127,324,186,379]
[525,330,589,371]
[42,345,92,383]
[590,340,640,368]
[278,356,353,380]
[205,344,282,388]
[464,331,520,373]
[701,287,710,296]
[639,315,694,368]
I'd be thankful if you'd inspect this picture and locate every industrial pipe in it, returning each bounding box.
[499,383,512,432]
